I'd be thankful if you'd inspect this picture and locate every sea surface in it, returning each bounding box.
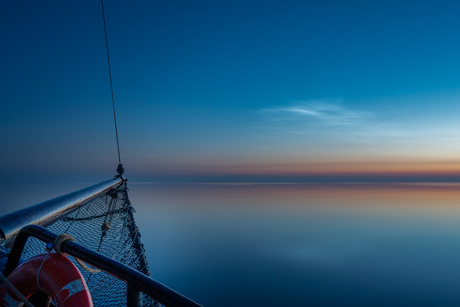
[3,182,460,306]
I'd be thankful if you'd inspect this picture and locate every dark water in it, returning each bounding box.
[3,182,460,306]
[127,182,460,307]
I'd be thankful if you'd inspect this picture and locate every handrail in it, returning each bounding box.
[0,177,124,242]
[4,225,202,307]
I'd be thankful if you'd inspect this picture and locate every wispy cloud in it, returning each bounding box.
[254,99,460,161]
[256,100,407,152]
[260,100,373,126]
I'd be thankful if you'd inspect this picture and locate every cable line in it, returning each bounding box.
[100,0,124,176]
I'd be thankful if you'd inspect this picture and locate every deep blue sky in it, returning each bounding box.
[2,0,460,182]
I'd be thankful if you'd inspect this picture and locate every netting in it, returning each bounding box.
[21,181,160,306]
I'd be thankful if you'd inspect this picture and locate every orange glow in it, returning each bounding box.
[134,182,460,212]
[135,157,460,179]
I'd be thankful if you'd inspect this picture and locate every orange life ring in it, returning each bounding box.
[0,253,93,307]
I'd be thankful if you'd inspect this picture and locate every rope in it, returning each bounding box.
[75,259,101,274]
[54,234,75,256]
[0,271,35,307]
[54,234,101,274]
[100,0,122,166]
[37,251,52,293]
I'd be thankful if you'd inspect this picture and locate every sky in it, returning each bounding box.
[2,0,460,182]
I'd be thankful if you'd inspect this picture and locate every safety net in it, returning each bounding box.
[21,181,159,306]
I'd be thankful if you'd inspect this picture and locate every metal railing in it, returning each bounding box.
[3,225,202,307]
[0,178,124,243]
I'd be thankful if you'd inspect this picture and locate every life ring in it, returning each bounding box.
[0,253,93,307]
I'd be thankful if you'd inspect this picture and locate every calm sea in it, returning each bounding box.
[3,182,460,306]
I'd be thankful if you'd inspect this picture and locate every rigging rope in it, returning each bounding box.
[101,0,123,172]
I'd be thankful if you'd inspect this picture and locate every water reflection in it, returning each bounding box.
[128,183,460,307]
[2,182,460,306]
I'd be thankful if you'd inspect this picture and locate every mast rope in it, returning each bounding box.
[101,0,123,175]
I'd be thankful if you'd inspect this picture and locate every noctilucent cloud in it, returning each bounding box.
[2,0,460,182]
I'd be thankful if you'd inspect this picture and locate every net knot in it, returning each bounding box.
[116,164,124,176]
